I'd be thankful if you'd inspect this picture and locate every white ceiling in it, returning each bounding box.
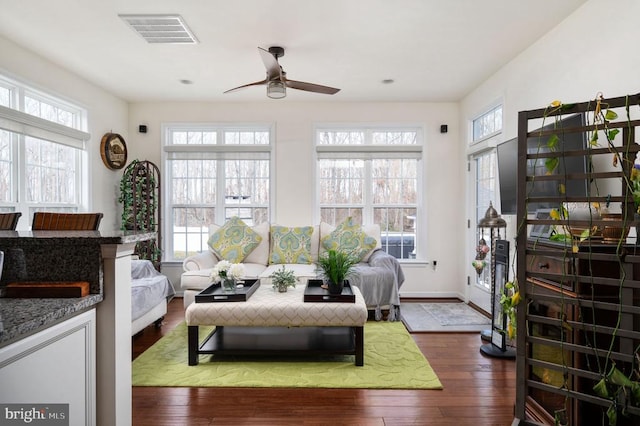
[0,0,587,103]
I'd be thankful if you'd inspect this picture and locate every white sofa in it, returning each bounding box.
[181,221,405,320]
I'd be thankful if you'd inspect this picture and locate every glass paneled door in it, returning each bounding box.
[468,150,497,313]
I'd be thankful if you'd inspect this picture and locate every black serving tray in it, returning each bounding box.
[304,279,355,303]
[195,279,260,303]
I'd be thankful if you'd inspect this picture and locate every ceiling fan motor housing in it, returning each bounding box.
[268,46,285,58]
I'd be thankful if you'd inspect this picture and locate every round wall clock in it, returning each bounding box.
[100,132,128,170]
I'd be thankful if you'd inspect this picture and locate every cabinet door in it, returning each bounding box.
[0,309,96,426]
[527,296,577,425]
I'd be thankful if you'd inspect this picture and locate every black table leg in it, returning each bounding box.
[355,326,364,366]
[188,325,199,366]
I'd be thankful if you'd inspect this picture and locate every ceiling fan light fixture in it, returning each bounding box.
[267,80,286,99]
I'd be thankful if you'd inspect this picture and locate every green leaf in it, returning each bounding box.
[607,129,620,140]
[605,110,618,120]
[607,404,617,426]
[593,378,610,398]
[547,134,559,149]
[590,131,599,146]
[545,157,559,174]
[550,234,572,242]
[632,382,640,403]
[579,228,591,241]
[558,183,566,194]
[607,365,634,387]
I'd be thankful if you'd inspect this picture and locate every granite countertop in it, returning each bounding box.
[0,294,103,347]
[0,230,156,349]
[0,229,157,244]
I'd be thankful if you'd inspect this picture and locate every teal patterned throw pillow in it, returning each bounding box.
[321,217,377,262]
[269,225,314,264]
[208,217,262,263]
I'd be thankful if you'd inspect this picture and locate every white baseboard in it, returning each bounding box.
[399,291,466,300]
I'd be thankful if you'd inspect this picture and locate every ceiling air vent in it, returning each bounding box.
[118,14,198,44]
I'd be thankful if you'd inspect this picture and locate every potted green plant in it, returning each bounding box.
[269,265,297,292]
[317,249,358,295]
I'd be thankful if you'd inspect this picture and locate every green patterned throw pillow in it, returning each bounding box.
[321,217,377,262]
[269,225,314,264]
[208,217,262,263]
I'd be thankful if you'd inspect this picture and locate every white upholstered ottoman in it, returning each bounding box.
[185,281,368,366]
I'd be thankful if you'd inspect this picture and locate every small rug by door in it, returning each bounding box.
[132,321,442,389]
[401,302,491,333]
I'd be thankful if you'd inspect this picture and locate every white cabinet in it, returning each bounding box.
[0,309,95,426]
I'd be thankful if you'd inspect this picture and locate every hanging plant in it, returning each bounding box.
[499,279,520,339]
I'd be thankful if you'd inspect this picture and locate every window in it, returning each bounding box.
[164,124,272,261]
[472,104,503,142]
[316,127,422,260]
[474,150,498,291]
[0,75,87,218]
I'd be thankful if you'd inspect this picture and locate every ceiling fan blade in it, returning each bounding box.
[223,79,268,94]
[258,47,282,81]
[285,79,340,95]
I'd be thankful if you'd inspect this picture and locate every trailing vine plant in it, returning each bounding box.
[527,94,640,425]
[118,159,162,269]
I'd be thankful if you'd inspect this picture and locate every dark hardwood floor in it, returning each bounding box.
[132,298,516,425]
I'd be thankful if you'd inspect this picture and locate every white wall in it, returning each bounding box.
[0,36,129,231]
[461,0,640,288]
[463,0,640,140]
[129,101,465,297]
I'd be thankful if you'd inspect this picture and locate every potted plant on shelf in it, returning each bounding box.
[269,265,297,293]
[317,249,358,295]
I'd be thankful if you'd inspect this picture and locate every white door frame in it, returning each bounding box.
[466,149,498,314]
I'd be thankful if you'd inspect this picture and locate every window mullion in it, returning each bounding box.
[363,160,373,224]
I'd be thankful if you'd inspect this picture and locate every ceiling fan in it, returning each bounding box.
[224,46,340,99]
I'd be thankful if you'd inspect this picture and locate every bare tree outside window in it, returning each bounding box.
[0,75,86,219]
[317,128,421,260]
[165,126,271,260]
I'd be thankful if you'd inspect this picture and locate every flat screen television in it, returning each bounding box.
[497,113,588,215]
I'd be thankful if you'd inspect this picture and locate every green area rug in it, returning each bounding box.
[132,321,443,389]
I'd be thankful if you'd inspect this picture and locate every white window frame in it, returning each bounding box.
[162,123,274,262]
[314,124,424,261]
[472,104,503,144]
[0,74,89,224]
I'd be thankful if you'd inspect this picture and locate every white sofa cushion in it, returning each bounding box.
[259,263,318,281]
[243,221,270,265]
[181,262,268,290]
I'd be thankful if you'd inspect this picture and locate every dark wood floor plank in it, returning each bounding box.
[132,298,516,425]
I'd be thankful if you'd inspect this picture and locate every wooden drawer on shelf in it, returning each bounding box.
[526,252,576,293]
